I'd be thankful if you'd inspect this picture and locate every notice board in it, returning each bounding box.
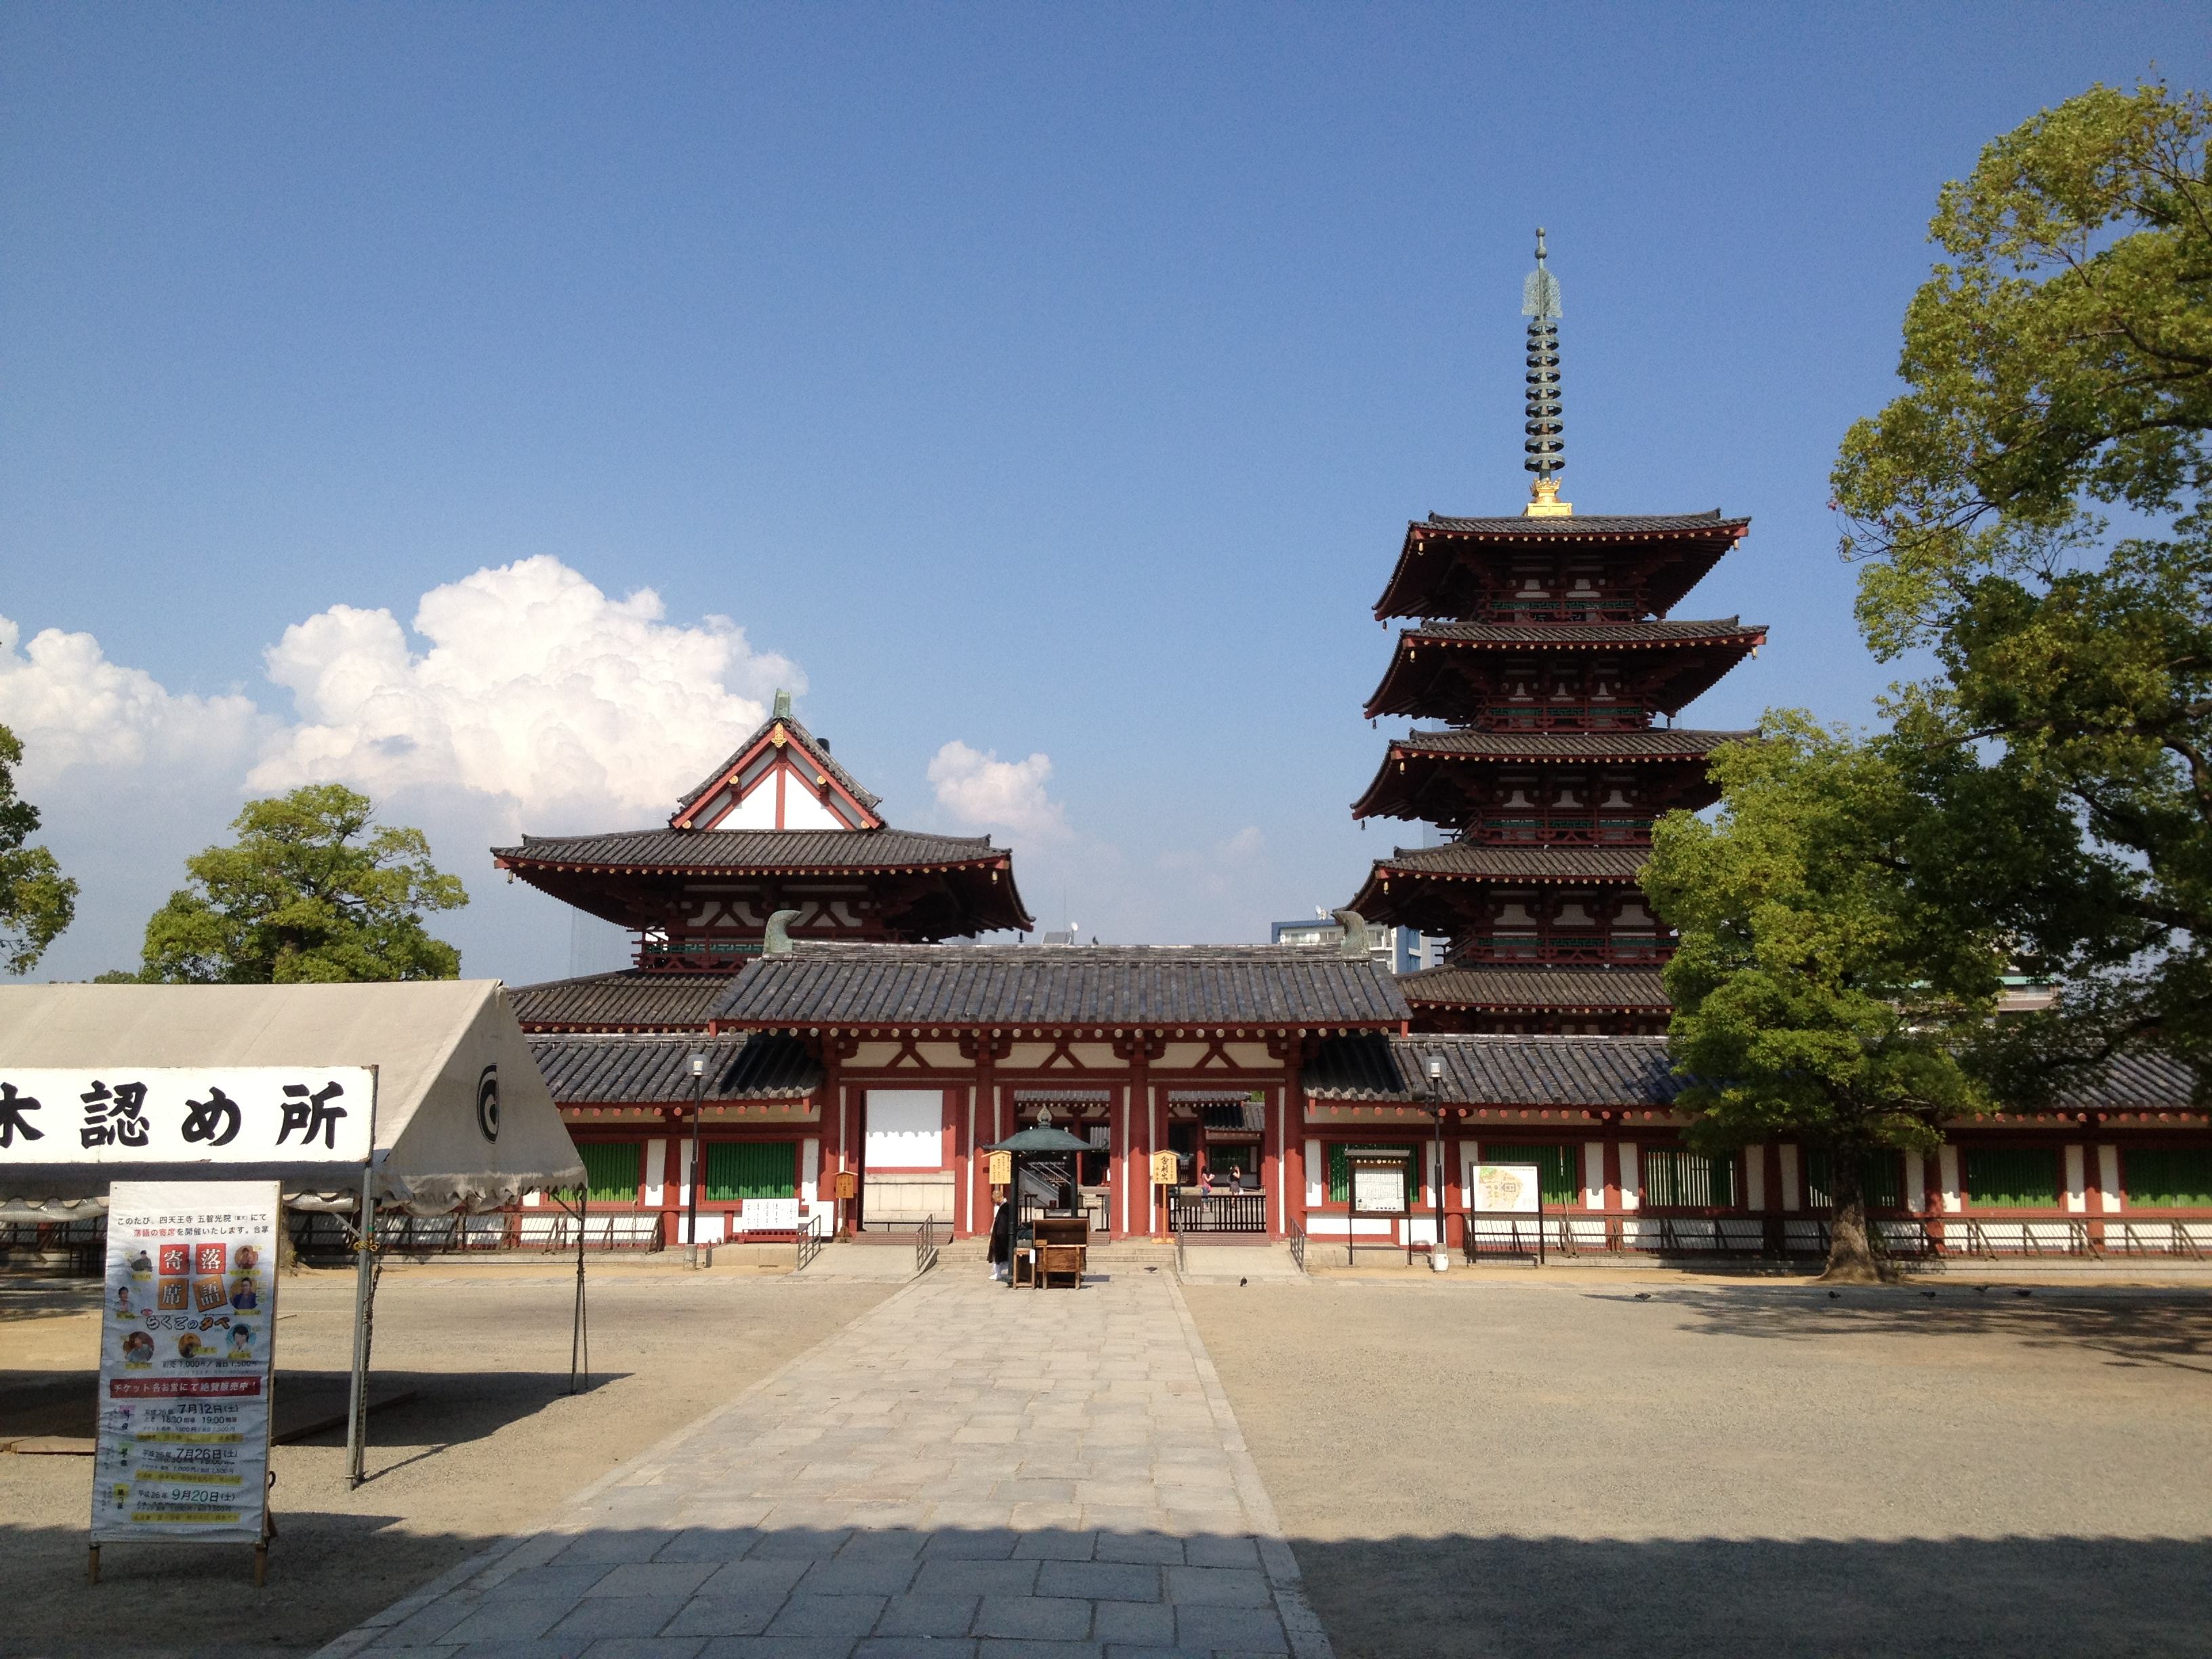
[93,1181,281,1545]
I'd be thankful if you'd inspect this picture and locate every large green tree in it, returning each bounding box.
[1645,716,2014,1281]
[0,723,78,975]
[1832,80,2211,1096]
[138,785,468,983]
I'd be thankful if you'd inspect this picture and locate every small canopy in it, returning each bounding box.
[986,1125,1098,1155]
[0,981,582,1213]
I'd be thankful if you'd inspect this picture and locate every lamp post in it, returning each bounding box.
[687,1049,707,1268]
[1427,1052,1449,1273]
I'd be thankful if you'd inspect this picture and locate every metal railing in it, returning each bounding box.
[2110,1218,2208,1259]
[916,1216,941,1277]
[289,1210,665,1260]
[1168,1193,1267,1233]
[1285,1216,1307,1274]
[794,1214,827,1272]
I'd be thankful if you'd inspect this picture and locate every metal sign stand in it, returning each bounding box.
[345,1163,379,1489]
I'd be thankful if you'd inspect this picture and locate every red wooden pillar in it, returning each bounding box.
[1282,1041,1307,1240]
[964,1034,1000,1240]
[819,1040,846,1238]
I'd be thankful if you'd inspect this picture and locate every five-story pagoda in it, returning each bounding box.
[1346,232,1763,1033]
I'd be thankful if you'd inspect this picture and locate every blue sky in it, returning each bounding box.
[4,4,2207,982]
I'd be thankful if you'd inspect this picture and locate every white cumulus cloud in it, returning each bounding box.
[927,739,1068,840]
[0,617,265,783]
[250,556,801,825]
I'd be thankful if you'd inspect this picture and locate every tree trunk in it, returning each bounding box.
[1821,1151,1886,1284]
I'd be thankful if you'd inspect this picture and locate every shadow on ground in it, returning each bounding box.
[2,1517,2207,1659]
[1590,1284,2212,1373]
[0,1368,628,1446]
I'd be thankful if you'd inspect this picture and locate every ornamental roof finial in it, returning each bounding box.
[1521,228,1572,517]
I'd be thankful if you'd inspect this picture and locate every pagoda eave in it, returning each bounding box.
[1374,514,1751,620]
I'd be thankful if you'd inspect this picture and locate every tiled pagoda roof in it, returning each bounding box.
[1376,510,1752,620]
[1397,617,1763,648]
[1397,964,1671,1012]
[1368,843,1650,882]
[1305,1032,1683,1105]
[1379,727,1748,760]
[672,708,882,821]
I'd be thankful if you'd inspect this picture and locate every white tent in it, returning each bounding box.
[0,981,583,1211]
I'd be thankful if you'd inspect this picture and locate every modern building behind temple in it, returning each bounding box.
[499,236,2211,1262]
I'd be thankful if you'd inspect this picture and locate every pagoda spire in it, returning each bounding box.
[1521,228,1571,518]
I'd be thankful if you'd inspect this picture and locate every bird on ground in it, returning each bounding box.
[1975,1284,1992,1293]
[2016,1288,2033,1297]
[1633,1292,1650,1300]
[1921,1290,1937,1298]
[1828,1290,1841,1299]
[1239,1277,1248,1286]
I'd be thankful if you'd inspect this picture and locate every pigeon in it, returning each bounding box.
[2015,1288,2032,1297]
[1633,1292,1650,1300]
[1975,1284,1991,1293]
[1921,1290,1936,1298]
[1145,1266,1158,1273]
[1828,1290,1841,1299]
[1239,1277,1248,1287]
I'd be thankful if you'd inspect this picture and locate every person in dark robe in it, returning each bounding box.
[988,1197,1014,1281]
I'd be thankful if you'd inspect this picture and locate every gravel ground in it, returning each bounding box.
[1184,1274,2212,1659]
[0,1262,893,1659]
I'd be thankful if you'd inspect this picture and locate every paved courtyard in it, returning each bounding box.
[321,1267,1329,1659]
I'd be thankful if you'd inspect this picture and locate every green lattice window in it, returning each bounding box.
[2123,1148,2212,1208]
[1964,1146,2059,1209]
[580,1142,641,1203]
[1805,1149,1906,1210]
[1478,1145,1579,1207]
[1327,1145,1420,1208]
[705,1141,797,1202]
[1641,1147,1734,1208]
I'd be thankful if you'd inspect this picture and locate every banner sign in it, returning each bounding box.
[1471,1162,1543,1215]
[986,1151,1012,1187]
[0,1068,375,1168]
[92,1181,282,1544]
[1150,1150,1180,1187]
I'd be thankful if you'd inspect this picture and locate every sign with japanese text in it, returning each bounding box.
[986,1151,1012,1188]
[0,1068,375,1168]
[1351,1164,1409,1214]
[1151,1151,1180,1187]
[1470,1163,1542,1215]
[92,1181,281,1544]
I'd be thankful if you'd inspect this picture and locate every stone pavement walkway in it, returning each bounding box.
[319,1266,1332,1659]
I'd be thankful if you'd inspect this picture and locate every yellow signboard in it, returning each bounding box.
[1151,1151,1181,1187]
[987,1151,1013,1187]
[833,1170,859,1201]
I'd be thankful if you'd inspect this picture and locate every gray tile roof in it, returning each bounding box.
[1405,618,1763,647]
[1386,728,1748,760]
[1372,844,1651,882]
[530,1033,821,1102]
[1306,1033,1681,1105]
[510,971,730,1031]
[492,826,1006,872]
[1418,512,1750,537]
[672,709,883,821]
[713,943,1410,1029]
[2057,1050,2203,1109]
[1398,965,1671,1010]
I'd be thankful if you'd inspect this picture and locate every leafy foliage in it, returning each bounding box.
[140,785,468,983]
[1831,81,2212,1094]
[0,723,78,975]
[1646,716,2005,1278]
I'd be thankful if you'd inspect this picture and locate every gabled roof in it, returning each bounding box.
[1376,511,1752,621]
[529,1033,821,1102]
[712,943,1410,1030]
[1305,1032,1682,1105]
[492,827,1009,874]
[670,707,884,830]
[1397,964,1671,1012]
[509,971,729,1031]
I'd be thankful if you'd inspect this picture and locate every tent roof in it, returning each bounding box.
[0,982,582,1210]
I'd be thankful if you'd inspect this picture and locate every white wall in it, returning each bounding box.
[865,1089,945,1170]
